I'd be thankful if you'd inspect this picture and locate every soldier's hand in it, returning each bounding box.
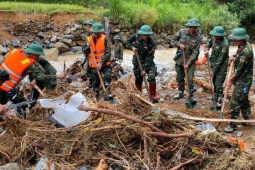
[179,44,185,51]
[57,72,66,79]
[141,71,146,76]
[87,41,91,47]
[210,73,214,78]
[229,54,235,62]
[4,111,16,119]
[225,79,232,89]
[204,49,209,57]
[132,47,137,53]
[97,63,102,70]
[30,79,36,87]
[184,65,188,69]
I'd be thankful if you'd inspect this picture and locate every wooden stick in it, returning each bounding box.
[170,156,198,170]
[135,51,152,101]
[90,46,106,92]
[33,83,45,97]
[78,106,162,132]
[221,61,234,114]
[155,152,160,170]
[146,132,188,138]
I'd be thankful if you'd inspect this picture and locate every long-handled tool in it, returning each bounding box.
[207,58,217,111]
[90,46,116,104]
[220,61,234,118]
[182,50,197,109]
[135,51,152,102]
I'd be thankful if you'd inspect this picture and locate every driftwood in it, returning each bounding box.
[194,76,211,91]
[78,106,189,139]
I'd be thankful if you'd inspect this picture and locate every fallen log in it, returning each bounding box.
[194,76,211,91]
[78,106,163,132]
[169,110,255,123]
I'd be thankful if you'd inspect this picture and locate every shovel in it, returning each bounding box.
[90,46,115,104]
[182,50,197,109]
[38,91,90,127]
[135,51,153,102]
[220,61,234,118]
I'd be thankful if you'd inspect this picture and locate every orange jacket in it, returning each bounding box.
[0,49,35,92]
[87,35,111,68]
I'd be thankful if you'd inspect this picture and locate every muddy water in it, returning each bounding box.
[50,45,254,73]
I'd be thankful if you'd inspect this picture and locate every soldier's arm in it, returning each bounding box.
[101,38,111,65]
[171,30,181,48]
[126,34,136,50]
[144,45,156,72]
[234,55,248,78]
[119,44,123,60]
[25,64,57,82]
[206,38,213,50]
[211,46,228,74]
[38,57,57,75]
[186,36,202,66]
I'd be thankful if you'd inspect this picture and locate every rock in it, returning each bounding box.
[50,35,58,43]
[156,45,166,50]
[60,38,73,47]
[64,28,71,34]
[54,42,70,53]
[74,24,83,30]
[37,32,44,38]
[0,163,23,170]
[0,55,4,64]
[196,88,204,93]
[44,48,59,60]
[69,46,82,53]
[0,45,8,55]
[160,32,167,38]
[63,34,75,40]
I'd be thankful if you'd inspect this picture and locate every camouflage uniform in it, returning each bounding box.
[126,25,159,102]
[28,57,57,101]
[83,23,112,99]
[225,28,253,132]
[206,36,229,107]
[82,19,95,88]
[111,35,124,79]
[171,26,202,100]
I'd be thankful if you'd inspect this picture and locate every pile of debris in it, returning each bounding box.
[0,75,254,170]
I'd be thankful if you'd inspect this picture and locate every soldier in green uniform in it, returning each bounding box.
[0,44,65,115]
[82,19,95,90]
[224,28,253,133]
[126,25,159,102]
[111,34,124,79]
[83,23,112,100]
[171,18,202,102]
[0,69,16,119]
[204,26,229,110]
[25,44,65,102]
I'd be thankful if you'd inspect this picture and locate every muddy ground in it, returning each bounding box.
[1,12,255,162]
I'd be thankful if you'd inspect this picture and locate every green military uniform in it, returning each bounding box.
[225,28,253,132]
[171,18,202,101]
[206,26,229,108]
[126,25,159,102]
[111,35,124,79]
[83,23,112,99]
[82,19,95,88]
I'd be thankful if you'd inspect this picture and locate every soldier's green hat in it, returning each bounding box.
[25,44,45,56]
[113,35,121,40]
[138,25,153,35]
[210,26,226,36]
[90,22,105,33]
[0,69,9,81]
[229,28,249,40]
[84,19,95,26]
[185,18,201,27]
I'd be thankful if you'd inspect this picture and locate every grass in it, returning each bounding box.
[0,2,91,14]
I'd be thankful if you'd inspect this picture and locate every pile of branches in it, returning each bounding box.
[0,75,254,169]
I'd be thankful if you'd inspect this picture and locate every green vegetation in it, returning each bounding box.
[0,2,91,14]
[0,0,250,34]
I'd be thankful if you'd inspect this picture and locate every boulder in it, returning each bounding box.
[54,42,70,53]
[44,48,59,61]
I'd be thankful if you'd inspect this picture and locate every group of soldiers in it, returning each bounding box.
[172,18,253,133]
[0,18,253,133]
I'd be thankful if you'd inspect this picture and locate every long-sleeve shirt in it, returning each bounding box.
[233,42,253,86]
[171,29,202,66]
[206,37,229,74]
[126,34,156,72]
[83,34,111,65]
[113,43,123,61]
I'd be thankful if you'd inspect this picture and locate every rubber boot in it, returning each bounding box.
[93,87,100,100]
[174,83,184,99]
[224,110,239,132]
[189,85,197,102]
[149,82,159,102]
[241,106,251,126]
[135,83,143,92]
